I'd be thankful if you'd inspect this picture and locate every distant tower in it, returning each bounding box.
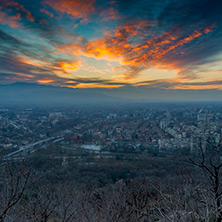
[190,136,194,153]
[166,110,171,121]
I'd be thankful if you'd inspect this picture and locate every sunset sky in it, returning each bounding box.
[0,0,222,98]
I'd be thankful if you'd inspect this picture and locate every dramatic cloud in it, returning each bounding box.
[0,0,34,22]
[66,22,216,79]
[43,0,96,21]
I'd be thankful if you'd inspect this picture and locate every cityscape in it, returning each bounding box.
[1,104,222,160]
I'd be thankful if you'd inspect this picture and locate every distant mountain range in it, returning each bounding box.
[1,82,222,106]
[0,83,123,106]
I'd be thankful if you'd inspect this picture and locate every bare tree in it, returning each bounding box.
[0,160,30,222]
[190,137,222,221]
[21,184,58,222]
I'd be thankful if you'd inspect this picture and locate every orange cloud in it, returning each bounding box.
[100,7,120,21]
[77,24,177,66]
[151,30,203,60]
[0,10,21,27]
[0,0,34,22]
[18,56,50,67]
[66,80,77,84]
[203,23,216,34]
[84,39,127,61]
[55,22,216,81]
[43,0,96,21]
[58,61,81,74]
[75,22,153,62]
[40,8,54,18]
[37,79,54,84]
[17,55,81,78]
[65,83,123,89]
[57,20,157,61]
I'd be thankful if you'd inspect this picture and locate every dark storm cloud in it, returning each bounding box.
[0,0,71,45]
[156,0,222,69]
[0,53,51,75]
[116,0,162,21]
[0,29,24,46]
